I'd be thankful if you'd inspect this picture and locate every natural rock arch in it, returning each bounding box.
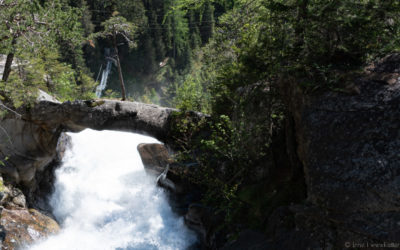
[27,99,179,142]
[0,97,206,190]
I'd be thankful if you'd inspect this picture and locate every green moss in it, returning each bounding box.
[85,99,106,107]
[0,178,5,192]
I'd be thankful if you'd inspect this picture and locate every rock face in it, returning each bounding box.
[0,117,62,189]
[277,53,400,247]
[0,91,65,190]
[0,176,59,249]
[0,208,59,249]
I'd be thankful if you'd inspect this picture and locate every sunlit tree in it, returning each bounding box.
[91,15,137,101]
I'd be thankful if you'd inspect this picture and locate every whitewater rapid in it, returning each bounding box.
[30,129,197,250]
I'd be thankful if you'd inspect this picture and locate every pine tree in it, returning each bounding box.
[0,0,95,105]
[0,0,37,82]
[90,15,137,100]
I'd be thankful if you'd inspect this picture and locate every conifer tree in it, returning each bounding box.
[0,0,37,82]
[90,15,137,100]
[0,0,95,105]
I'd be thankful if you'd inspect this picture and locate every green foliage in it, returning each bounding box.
[84,0,222,103]
[91,16,137,49]
[258,0,400,87]
[102,89,119,99]
[171,74,211,113]
[169,110,209,154]
[0,177,5,192]
[196,112,274,223]
[116,1,147,28]
[0,76,38,108]
[0,0,96,108]
[171,109,274,228]
[169,0,400,233]
[138,88,161,104]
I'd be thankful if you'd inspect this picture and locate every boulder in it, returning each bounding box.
[137,143,171,176]
[0,208,59,249]
[0,176,59,250]
[137,143,178,192]
[137,143,198,195]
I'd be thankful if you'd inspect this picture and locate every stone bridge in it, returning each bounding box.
[0,96,205,189]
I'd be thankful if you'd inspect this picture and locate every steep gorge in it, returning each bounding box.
[0,54,399,249]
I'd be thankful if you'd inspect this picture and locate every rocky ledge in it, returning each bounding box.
[0,177,59,249]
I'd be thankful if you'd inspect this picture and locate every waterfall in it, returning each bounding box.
[95,60,112,98]
[29,129,197,250]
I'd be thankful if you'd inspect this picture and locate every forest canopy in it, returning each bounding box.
[0,0,398,108]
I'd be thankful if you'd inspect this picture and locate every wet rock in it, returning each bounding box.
[137,143,198,195]
[156,171,177,192]
[137,143,171,176]
[0,208,59,250]
[54,132,71,163]
[137,143,178,192]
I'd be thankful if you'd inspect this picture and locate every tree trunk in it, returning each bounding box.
[113,35,127,101]
[2,37,17,82]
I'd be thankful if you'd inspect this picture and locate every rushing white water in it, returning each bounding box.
[30,129,197,250]
[95,60,112,98]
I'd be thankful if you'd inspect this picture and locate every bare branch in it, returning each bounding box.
[120,33,133,43]
[0,103,22,119]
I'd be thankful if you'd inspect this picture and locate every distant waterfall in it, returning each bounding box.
[95,60,112,98]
